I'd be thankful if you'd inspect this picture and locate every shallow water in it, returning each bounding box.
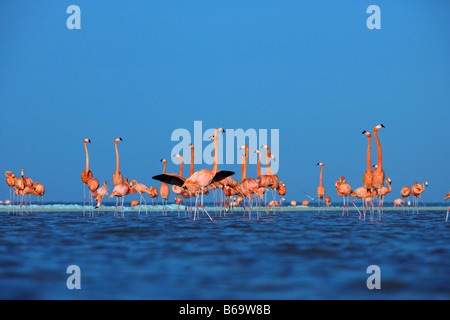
[0,205,449,300]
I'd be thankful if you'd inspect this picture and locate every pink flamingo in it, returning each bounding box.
[108,178,130,217]
[5,171,16,214]
[153,128,234,221]
[81,138,93,214]
[445,193,449,222]
[335,176,353,216]
[31,182,46,208]
[129,179,152,215]
[94,181,109,212]
[377,177,392,215]
[317,163,325,211]
[159,159,170,215]
[394,199,405,207]
[266,197,285,214]
[238,145,263,219]
[411,180,428,214]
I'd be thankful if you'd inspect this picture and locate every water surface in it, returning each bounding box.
[0,205,449,300]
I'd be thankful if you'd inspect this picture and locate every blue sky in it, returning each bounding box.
[0,1,448,203]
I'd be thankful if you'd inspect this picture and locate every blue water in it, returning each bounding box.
[0,205,449,300]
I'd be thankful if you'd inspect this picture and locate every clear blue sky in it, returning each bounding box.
[1,1,448,203]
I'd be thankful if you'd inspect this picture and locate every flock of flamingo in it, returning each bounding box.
[3,169,45,214]
[79,129,285,220]
[2,126,449,221]
[312,124,443,220]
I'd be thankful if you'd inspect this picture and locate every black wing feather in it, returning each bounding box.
[211,171,235,184]
[152,174,185,187]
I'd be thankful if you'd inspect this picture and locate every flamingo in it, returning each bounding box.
[350,187,373,220]
[316,162,325,211]
[411,180,428,214]
[394,199,405,207]
[31,182,45,208]
[238,145,263,219]
[149,186,159,207]
[131,200,139,208]
[290,200,297,207]
[227,196,244,212]
[81,138,93,214]
[302,200,310,207]
[401,185,411,214]
[175,196,183,217]
[254,150,268,203]
[277,182,286,197]
[94,181,109,211]
[86,178,100,215]
[336,176,353,216]
[129,179,152,215]
[362,130,373,193]
[267,198,285,214]
[377,177,392,215]
[5,171,16,213]
[445,193,449,222]
[372,124,385,196]
[255,145,277,203]
[14,169,26,214]
[325,196,331,207]
[22,174,35,209]
[260,145,280,197]
[108,178,130,217]
[17,184,34,215]
[112,138,124,186]
[159,159,170,215]
[172,154,185,200]
[153,128,234,221]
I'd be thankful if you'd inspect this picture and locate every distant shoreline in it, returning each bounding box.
[0,204,447,212]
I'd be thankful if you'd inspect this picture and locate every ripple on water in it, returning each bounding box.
[0,209,450,299]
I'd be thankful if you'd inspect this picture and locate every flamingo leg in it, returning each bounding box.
[83,184,86,216]
[121,197,125,218]
[138,195,142,215]
[200,190,214,222]
[351,200,362,219]
[143,195,148,215]
[8,188,11,215]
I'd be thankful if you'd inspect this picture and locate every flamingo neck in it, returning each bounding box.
[366,135,371,171]
[244,147,249,180]
[163,161,167,174]
[213,132,219,174]
[84,141,89,172]
[179,159,183,178]
[115,142,120,174]
[374,129,382,169]
[256,152,261,177]
[190,146,194,177]
[319,165,324,187]
[241,154,245,181]
[266,154,273,175]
